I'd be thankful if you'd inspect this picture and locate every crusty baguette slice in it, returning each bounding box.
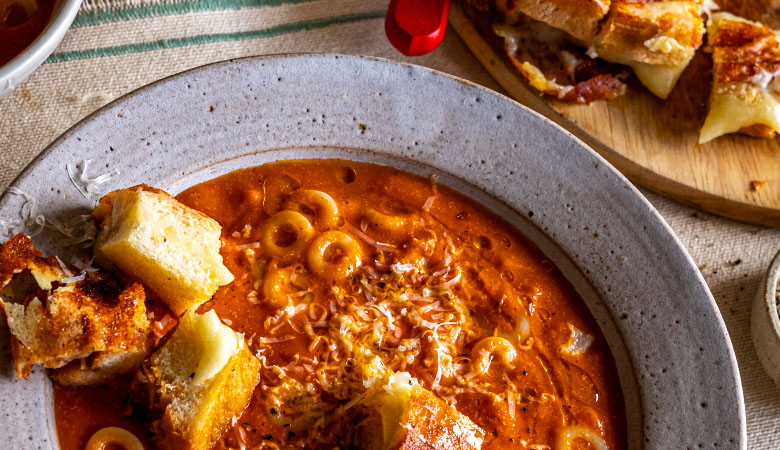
[131,310,260,450]
[496,0,610,43]
[93,186,234,316]
[0,233,150,380]
[699,12,780,143]
[356,373,484,450]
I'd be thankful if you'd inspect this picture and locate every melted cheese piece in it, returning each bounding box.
[189,309,241,383]
[631,61,690,99]
[592,47,689,99]
[644,35,686,55]
[699,82,780,143]
[519,61,574,97]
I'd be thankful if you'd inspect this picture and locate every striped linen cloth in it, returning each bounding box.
[0,0,779,447]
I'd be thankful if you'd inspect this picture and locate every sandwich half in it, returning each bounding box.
[593,0,706,98]
[699,12,780,143]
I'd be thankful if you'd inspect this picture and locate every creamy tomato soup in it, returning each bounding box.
[54,159,626,449]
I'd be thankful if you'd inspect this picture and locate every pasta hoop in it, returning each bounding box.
[285,190,340,230]
[471,336,517,375]
[85,427,144,450]
[306,231,362,280]
[263,264,307,308]
[261,210,315,257]
[363,207,408,232]
[555,426,609,450]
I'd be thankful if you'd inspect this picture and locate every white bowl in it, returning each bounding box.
[752,249,780,389]
[0,0,81,98]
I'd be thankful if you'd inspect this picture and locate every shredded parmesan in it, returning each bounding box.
[231,242,261,250]
[257,335,295,344]
[0,187,44,238]
[60,272,87,284]
[66,159,119,199]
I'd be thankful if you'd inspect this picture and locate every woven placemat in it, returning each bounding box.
[0,0,778,446]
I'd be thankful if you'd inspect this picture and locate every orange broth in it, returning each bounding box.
[54,159,626,449]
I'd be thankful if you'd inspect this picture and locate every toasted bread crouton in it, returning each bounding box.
[0,234,150,380]
[131,310,260,450]
[496,0,610,43]
[93,186,234,316]
[356,373,484,450]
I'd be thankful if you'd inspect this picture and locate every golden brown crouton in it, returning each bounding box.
[0,234,151,381]
[130,310,260,450]
[356,374,484,450]
[93,186,234,316]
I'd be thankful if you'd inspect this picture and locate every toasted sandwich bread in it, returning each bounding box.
[355,373,484,450]
[0,233,150,381]
[50,349,149,386]
[699,12,780,142]
[496,0,611,43]
[131,310,260,450]
[93,186,234,316]
[717,0,780,28]
[493,17,628,103]
[594,0,705,98]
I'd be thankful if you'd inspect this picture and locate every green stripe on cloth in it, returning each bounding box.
[72,0,318,28]
[47,11,385,63]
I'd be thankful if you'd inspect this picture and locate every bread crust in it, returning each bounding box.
[0,234,151,380]
[496,0,610,42]
[711,18,780,84]
[595,1,704,66]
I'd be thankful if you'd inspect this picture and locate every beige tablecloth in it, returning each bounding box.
[0,0,779,446]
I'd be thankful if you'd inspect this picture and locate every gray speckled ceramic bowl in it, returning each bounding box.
[0,54,745,449]
[752,250,780,389]
[0,0,81,98]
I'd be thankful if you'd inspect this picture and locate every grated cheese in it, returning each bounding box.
[60,272,87,284]
[66,159,120,199]
[54,255,75,278]
[0,187,45,238]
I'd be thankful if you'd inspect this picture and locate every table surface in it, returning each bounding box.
[0,0,778,447]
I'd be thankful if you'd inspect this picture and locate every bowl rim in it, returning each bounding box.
[760,250,780,347]
[764,251,780,330]
[0,0,82,88]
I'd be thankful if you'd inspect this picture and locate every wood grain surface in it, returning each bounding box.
[450,1,780,227]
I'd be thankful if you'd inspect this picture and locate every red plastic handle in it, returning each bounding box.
[385,0,451,57]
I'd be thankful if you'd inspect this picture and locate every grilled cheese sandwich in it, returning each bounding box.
[700,12,780,142]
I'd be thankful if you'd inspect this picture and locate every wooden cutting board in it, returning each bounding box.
[449,1,780,227]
